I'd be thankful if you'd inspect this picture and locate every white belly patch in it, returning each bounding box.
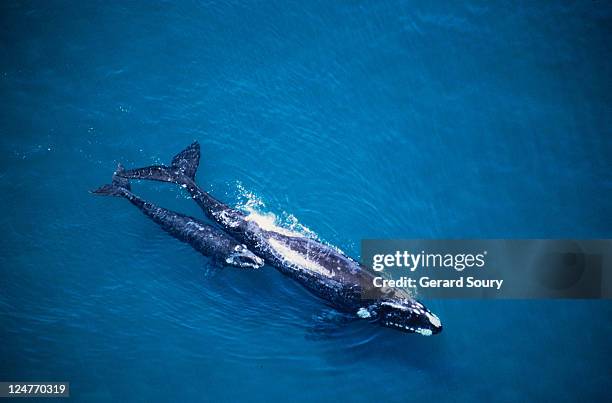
[268,238,334,277]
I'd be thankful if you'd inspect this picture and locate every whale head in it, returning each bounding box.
[225,244,265,269]
[368,299,442,336]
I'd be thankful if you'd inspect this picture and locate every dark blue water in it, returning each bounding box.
[1,1,611,401]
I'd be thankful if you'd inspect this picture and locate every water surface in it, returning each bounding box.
[1,1,611,401]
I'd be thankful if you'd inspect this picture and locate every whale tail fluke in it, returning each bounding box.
[91,164,132,197]
[171,141,200,180]
[117,142,200,184]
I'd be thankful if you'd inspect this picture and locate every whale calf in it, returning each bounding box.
[118,143,442,336]
[92,166,264,269]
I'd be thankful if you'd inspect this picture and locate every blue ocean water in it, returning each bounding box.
[1,1,611,401]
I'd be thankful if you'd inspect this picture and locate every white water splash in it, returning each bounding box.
[235,182,319,239]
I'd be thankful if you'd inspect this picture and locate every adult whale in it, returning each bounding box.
[92,166,264,269]
[118,143,442,335]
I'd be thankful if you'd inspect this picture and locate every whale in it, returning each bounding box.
[92,166,264,269]
[118,143,442,336]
